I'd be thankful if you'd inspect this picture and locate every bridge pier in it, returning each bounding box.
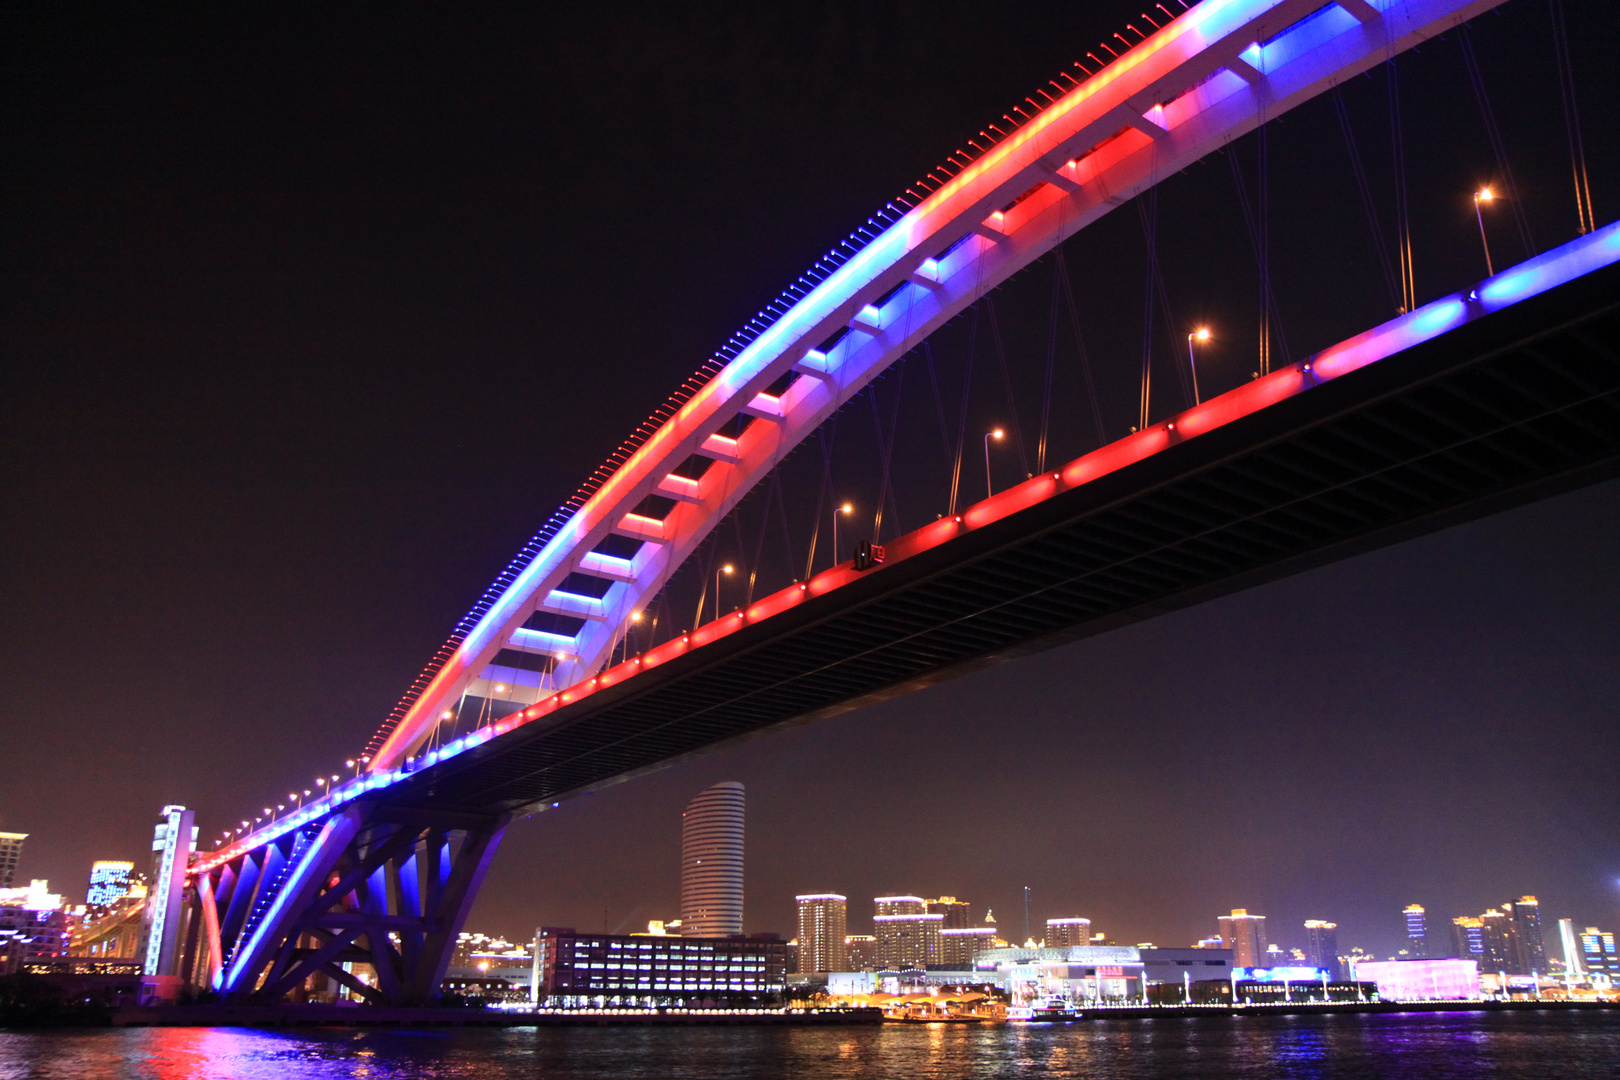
[190,802,509,1005]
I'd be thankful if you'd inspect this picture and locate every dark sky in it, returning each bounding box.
[4,1,1617,961]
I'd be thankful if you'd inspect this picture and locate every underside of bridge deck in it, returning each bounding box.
[372,260,1620,819]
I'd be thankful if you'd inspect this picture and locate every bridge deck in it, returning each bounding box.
[380,258,1620,817]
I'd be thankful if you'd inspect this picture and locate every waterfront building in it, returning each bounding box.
[1403,904,1429,958]
[0,833,24,888]
[1479,907,1514,973]
[940,926,997,967]
[874,895,926,917]
[794,894,847,974]
[1217,909,1268,968]
[929,896,972,930]
[86,862,137,909]
[1507,896,1546,975]
[1045,918,1092,949]
[1451,916,1485,965]
[0,880,68,975]
[844,934,877,971]
[1304,920,1341,978]
[977,944,1150,1002]
[680,782,744,937]
[875,907,942,969]
[1351,958,1479,1000]
[531,927,787,1006]
[1578,927,1618,982]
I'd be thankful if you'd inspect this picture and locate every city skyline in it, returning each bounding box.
[4,0,1619,974]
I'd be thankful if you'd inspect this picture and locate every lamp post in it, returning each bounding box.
[984,429,1005,499]
[1473,188,1496,276]
[831,503,852,566]
[1186,327,1210,405]
[714,564,734,619]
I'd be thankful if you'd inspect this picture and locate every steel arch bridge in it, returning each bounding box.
[176,0,1620,1005]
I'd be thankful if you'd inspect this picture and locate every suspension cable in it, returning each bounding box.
[1388,52,1416,313]
[1038,255,1060,475]
[1333,87,1402,314]
[1137,187,1158,430]
[947,307,979,516]
[1459,24,1535,257]
[985,297,1032,478]
[1548,0,1595,235]
[1055,247,1107,447]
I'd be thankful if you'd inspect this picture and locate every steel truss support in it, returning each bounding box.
[190,803,509,1005]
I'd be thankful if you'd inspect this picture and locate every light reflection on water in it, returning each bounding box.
[1,1010,1617,1080]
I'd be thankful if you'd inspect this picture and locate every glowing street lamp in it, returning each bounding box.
[983,429,1005,500]
[1473,188,1496,276]
[715,564,734,618]
[831,503,853,566]
[1187,327,1211,405]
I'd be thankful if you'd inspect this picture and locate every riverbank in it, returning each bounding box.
[106,1004,883,1028]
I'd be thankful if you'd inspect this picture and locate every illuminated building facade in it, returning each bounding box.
[794,894,847,974]
[1352,958,1480,1000]
[1403,904,1429,958]
[532,928,787,1005]
[940,927,997,966]
[929,896,972,930]
[1507,896,1546,974]
[1217,909,1268,968]
[874,897,941,969]
[680,782,744,937]
[0,833,24,888]
[844,935,876,971]
[1045,918,1092,949]
[0,880,68,975]
[1304,920,1341,979]
[86,862,137,909]
[1451,916,1484,965]
[1578,927,1618,982]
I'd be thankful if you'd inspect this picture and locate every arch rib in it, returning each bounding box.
[371,0,1505,770]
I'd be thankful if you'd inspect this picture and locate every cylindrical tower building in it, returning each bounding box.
[680,781,744,937]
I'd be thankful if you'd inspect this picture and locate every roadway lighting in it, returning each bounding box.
[984,429,1005,500]
[629,611,642,623]
[330,774,339,783]
[714,564,734,618]
[494,684,506,693]
[303,790,311,797]
[1473,188,1496,276]
[832,504,854,566]
[1187,328,1211,405]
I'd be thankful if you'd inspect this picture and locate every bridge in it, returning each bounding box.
[169,0,1616,1004]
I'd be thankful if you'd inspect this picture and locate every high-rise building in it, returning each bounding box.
[1045,918,1092,949]
[1508,896,1546,975]
[0,880,68,975]
[1479,906,1514,973]
[1451,916,1484,964]
[1304,920,1341,978]
[1403,904,1429,958]
[795,894,847,974]
[1578,927,1618,982]
[844,935,877,971]
[929,896,972,930]
[86,862,137,909]
[0,833,25,888]
[680,782,744,937]
[939,927,997,966]
[1218,909,1268,968]
[873,897,941,969]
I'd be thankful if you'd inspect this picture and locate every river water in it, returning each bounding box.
[2,1010,1617,1079]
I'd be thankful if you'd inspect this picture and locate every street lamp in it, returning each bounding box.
[1473,188,1496,276]
[1186,327,1210,405]
[983,429,1005,500]
[831,504,853,566]
[715,564,734,619]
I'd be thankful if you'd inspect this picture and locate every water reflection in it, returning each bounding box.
[0,1011,1615,1079]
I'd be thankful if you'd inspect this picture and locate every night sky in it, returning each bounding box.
[5,1,1618,962]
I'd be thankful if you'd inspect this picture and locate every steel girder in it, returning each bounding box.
[191,803,508,1004]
